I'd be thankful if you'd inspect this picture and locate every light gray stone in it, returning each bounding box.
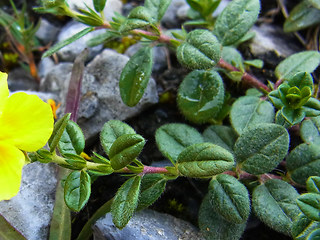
[250,24,301,58]
[93,209,205,240]
[40,49,158,140]
[36,18,60,45]
[38,57,56,79]
[162,0,187,28]
[56,21,105,62]
[0,162,58,240]
[125,43,168,73]
[65,0,122,21]
[7,68,38,91]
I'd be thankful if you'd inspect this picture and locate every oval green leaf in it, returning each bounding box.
[48,113,71,152]
[144,0,171,22]
[100,120,136,155]
[307,176,320,194]
[93,0,107,12]
[119,46,153,107]
[297,193,320,221]
[234,123,289,175]
[119,6,153,33]
[212,0,260,46]
[209,174,250,224]
[136,174,167,211]
[177,29,221,69]
[198,194,246,240]
[58,120,85,156]
[177,143,234,178]
[286,143,320,185]
[177,70,225,123]
[230,96,275,135]
[203,125,238,153]
[275,51,320,80]
[252,179,300,236]
[109,134,146,170]
[111,176,141,229]
[155,123,203,164]
[308,228,320,240]
[292,213,320,240]
[64,170,91,212]
[301,116,320,145]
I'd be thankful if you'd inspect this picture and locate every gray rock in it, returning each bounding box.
[41,49,158,140]
[162,0,187,28]
[7,68,38,91]
[93,209,205,240]
[56,21,105,62]
[36,18,60,45]
[38,57,56,79]
[0,162,58,240]
[250,24,301,58]
[125,43,168,73]
[66,0,122,21]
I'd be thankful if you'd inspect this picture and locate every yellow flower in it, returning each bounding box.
[0,72,54,201]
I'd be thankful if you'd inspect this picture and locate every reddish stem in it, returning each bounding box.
[142,166,169,174]
[218,59,271,92]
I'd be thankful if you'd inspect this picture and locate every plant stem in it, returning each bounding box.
[218,59,271,92]
[141,166,169,174]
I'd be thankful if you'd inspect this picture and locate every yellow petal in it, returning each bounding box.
[0,92,54,151]
[0,72,9,112]
[0,141,25,201]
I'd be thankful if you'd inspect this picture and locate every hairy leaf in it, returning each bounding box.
[234,123,289,174]
[203,125,238,152]
[109,134,146,170]
[177,29,221,69]
[292,213,320,240]
[212,0,260,46]
[177,143,234,178]
[155,123,203,164]
[119,6,153,33]
[301,117,320,145]
[297,193,320,221]
[199,194,246,240]
[111,176,141,229]
[64,171,91,212]
[144,0,171,22]
[119,46,153,107]
[275,51,320,80]
[286,143,320,185]
[230,96,275,135]
[209,174,250,223]
[100,120,136,155]
[48,113,71,152]
[177,70,225,123]
[306,176,320,194]
[252,179,300,236]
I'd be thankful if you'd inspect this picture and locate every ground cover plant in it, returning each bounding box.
[1,0,320,239]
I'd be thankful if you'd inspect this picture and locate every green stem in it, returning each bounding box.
[76,198,113,240]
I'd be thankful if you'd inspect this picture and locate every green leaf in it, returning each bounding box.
[286,143,320,185]
[177,143,234,178]
[212,0,260,46]
[209,174,250,223]
[49,168,71,240]
[297,193,320,221]
[119,46,153,107]
[87,31,116,47]
[48,113,71,152]
[252,179,301,236]
[275,110,293,128]
[93,0,107,12]
[307,176,320,194]
[0,214,27,240]
[144,0,171,22]
[275,51,320,80]
[111,176,141,229]
[186,0,221,18]
[64,170,91,212]
[230,96,275,135]
[308,228,320,240]
[100,120,136,155]
[119,6,153,33]
[58,120,85,156]
[42,27,94,58]
[292,213,320,240]
[203,125,238,153]
[109,134,146,170]
[281,107,306,125]
[155,123,203,164]
[198,194,246,240]
[244,59,263,68]
[177,29,221,69]
[284,1,320,32]
[308,0,320,9]
[177,70,225,123]
[234,123,289,175]
[136,174,167,211]
[221,46,244,70]
[303,98,320,117]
